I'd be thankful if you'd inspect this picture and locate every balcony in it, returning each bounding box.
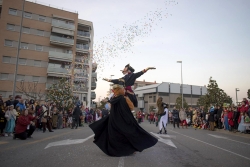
[50,35,74,47]
[76,44,89,53]
[91,82,96,90]
[47,67,71,77]
[75,57,88,65]
[73,87,88,92]
[77,31,90,41]
[91,92,96,99]
[49,51,73,62]
[52,19,75,30]
[46,83,53,89]
[92,72,97,78]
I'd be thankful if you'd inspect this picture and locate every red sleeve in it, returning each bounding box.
[28,115,36,121]
[17,116,30,126]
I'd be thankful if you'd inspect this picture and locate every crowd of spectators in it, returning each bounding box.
[0,94,110,140]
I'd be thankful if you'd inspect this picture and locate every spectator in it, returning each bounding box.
[179,108,187,129]
[16,99,26,112]
[233,106,239,133]
[223,108,229,131]
[41,104,53,133]
[137,111,142,124]
[13,109,32,140]
[51,107,58,129]
[172,107,180,128]
[13,95,21,108]
[208,106,215,131]
[228,107,234,131]
[57,111,63,129]
[0,103,6,136]
[4,105,18,136]
[0,94,4,106]
[238,112,245,133]
[5,95,14,107]
[217,106,223,129]
[72,105,81,129]
[67,108,73,128]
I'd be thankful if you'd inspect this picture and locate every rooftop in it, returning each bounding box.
[26,0,78,13]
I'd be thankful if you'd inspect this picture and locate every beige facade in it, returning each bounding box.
[0,0,96,106]
[134,82,207,112]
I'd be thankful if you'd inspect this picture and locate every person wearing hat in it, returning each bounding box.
[103,64,155,107]
[89,79,158,157]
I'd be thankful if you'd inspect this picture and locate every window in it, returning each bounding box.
[7,24,15,31]
[20,43,28,49]
[32,76,39,82]
[17,75,25,81]
[9,8,17,15]
[24,12,32,18]
[3,56,11,63]
[37,30,44,36]
[38,15,46,22]
[36,45,43,51]
[34,60,41,67]
[22,27,30,34]
[149,96,152,98]
[0,91,7,98]
[153,96,156,103]
[4,40,13,46]
[18,58,26,65]
[0,73,8,80]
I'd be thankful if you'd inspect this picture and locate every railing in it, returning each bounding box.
[50,35,74,45]
[52,19,75,30]
[49,51,73,61]
[75,58,89,64]
[26,0,78,13]
[92,72,97,78]
[73,87,88,92]
[77,31,90,37]
[76,44,89,50]
[47,67,71,74]
[91,92,96,99]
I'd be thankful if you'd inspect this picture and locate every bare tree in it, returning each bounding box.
[16,81,45,102]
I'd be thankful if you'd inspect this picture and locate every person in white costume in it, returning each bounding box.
[158,104,169,134]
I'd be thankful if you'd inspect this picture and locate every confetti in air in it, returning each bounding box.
[93,0,179,79]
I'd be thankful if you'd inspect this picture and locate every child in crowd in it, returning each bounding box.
[67,108,73,128]
[244,112,250,133]
[186,115,191,126]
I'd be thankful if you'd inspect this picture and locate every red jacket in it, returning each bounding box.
[28,114,36,121]
[15,115,30,134]
[227,111,234,126]
[238,105,248,113]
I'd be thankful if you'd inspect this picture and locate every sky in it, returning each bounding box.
[38,0,250,103]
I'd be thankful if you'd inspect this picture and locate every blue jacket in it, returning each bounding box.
[16,103,26,111]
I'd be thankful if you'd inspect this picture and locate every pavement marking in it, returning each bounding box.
[169,130,250,161]
[0,141,8,145]
[208,134,250,146]
[44,134,94,149]
[150,132,177,148]
[118,157,124,167]
[0,129,80,152]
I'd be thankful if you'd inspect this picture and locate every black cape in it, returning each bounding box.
[89,95,158,157]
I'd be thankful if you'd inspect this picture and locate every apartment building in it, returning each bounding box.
[0,0,97,107]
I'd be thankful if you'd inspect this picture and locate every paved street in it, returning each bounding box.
[1,121,250,167]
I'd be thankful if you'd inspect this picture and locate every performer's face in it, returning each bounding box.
[121,67,128,75]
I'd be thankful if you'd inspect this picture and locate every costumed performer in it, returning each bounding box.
[103,64,155,107]
[156,97,164,127]
[157,103,169,134]
[89,79,158,157]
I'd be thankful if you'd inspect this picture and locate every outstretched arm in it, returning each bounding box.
[133,67,156,79]
[103,78,120,84]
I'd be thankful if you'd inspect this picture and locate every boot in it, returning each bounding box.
[164,128,167,134]
[157,129,162,134]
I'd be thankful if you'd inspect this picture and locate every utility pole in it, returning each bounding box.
[13,0,25,97]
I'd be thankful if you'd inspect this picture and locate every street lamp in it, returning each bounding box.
[109,75,114,94]
[177,61,183,108]
[236,88,240,104]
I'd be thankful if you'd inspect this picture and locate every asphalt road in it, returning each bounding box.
[0,121,250,167]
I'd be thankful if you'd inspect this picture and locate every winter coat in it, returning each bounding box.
[228,111,234,126]
[15,115,30,134]
[172,110,179,120]
[208,112,214,122]
[179,111,187,121]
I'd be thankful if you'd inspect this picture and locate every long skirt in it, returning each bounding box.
[5,118,15,133]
